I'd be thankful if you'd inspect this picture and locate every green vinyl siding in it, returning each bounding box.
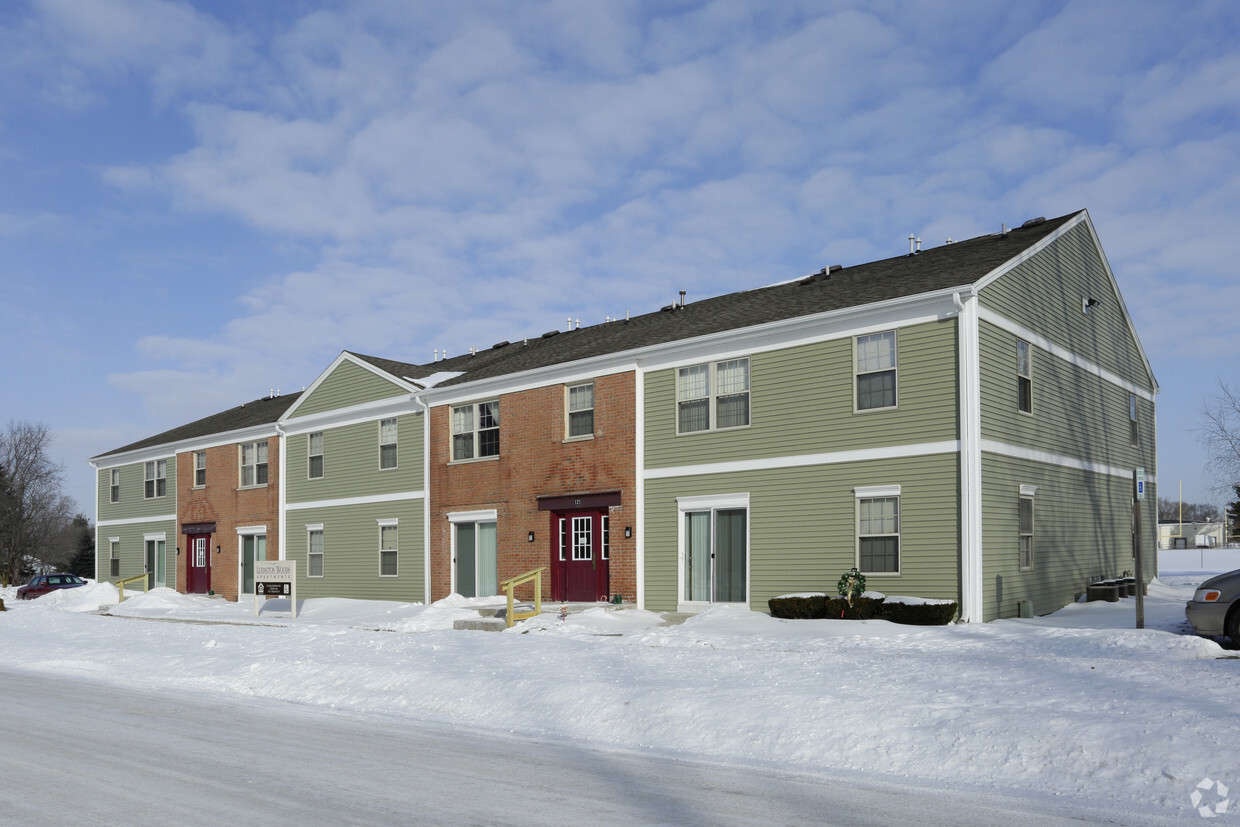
[96,459,177,522]
[286,412,424,504]
[643,453,960,612]
[979,320,1156,473]
[95,519,175,585]
[644,319,959,471]
[294,359,410,418]
[286,498,425,602]
[980,453,1157,621]
[979,221,1153,391]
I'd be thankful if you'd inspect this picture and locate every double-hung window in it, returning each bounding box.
[1019,485,1036,570]
[240,441,268,487]
[193,451,206,487]
[1129,395,1139,446]
[308,432,324,479]
[109,469,120,503]
[379,419,398,469]
[451,401,499,460]
[856,486,900,574]
[677,358,750,433]
[1018,339,1033,414]
[566,383,595,438]
[109,538,120,577]
[378,520,398,577]
[308,526,324,577]
[144,460,166,499]
[856,332,897,411]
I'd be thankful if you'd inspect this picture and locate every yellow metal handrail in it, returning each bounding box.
[498,566,548,628]
[116,571,151,602]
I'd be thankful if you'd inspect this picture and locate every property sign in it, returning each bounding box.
[1135,467,1146,500]
[254,560,297,618]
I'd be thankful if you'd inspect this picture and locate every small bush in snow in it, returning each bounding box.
[881,598,958,625]
[768,594,827,619]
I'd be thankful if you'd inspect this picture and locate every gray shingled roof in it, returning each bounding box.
[93,392,302,460]
[357,211,1080,389]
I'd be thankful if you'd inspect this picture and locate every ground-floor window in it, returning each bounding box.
[379,520,398,577]
[307,526,324,577]
[856,485,900,574]
[451,512,497,598]
[1019,484,1037,571]
[109,538,120,577]
[678,494,748,604]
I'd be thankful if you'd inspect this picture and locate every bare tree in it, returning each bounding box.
[0,421,77,586]
[1157,497,1220,523]
[1200,379,1240,496]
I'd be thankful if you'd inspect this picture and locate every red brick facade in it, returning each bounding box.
[175,436,281,601]
[429,371,637,603]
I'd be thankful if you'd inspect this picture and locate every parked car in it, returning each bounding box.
[16,573,87,600]
[1185,568,1240,645]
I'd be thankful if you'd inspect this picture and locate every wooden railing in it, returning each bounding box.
[116,571,151,602]
[498,567,548,628]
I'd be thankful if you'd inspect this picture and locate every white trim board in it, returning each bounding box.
[97,514,177,528]
[285,490,425,512]
[981,439,1155,483]
[644,441,960,480]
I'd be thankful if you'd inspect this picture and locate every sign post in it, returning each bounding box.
[1134,468,1145,630]
[254,560,297,619]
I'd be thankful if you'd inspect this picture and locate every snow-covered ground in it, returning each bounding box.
[3,550,1238,821]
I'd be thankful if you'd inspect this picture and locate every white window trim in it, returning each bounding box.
[239,441,269,489]
[378,519,398,578]
[1019,486,1036,571]
[193,451,206,488]
[144,459,168,499]
[564,382,595,442]
[450,401,500,463]
[447,509,498,523]
[1129,394,1139,447]
[1017,338,1033,416]
[379,418,398,470]
[675,357,751,436]
[109,469,120,503]
[855,487,901,576]
[236,525,268,536]
[853,331,898,413]
[307,524,324,578]
[675,493,750,612]
[308,432,324,480]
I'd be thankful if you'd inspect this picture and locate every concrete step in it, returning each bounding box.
[452,616,508,632]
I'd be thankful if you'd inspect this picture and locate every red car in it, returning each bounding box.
[16,573,87,599]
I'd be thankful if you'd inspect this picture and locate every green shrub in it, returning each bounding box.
[881,599,958,625]
[768,593,828,619]
[823,593,886,620]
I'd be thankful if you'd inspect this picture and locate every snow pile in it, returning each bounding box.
[2,566,1237,820]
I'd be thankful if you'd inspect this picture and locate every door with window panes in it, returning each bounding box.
[241,534,266,595]
[186,533,211,593]
[553,511,609,602]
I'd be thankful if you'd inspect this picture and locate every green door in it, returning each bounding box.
[242,534,266,595]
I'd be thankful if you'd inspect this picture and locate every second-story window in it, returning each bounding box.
[144,459,166,498]
[308,432,324,479]
[1018,339,1033,414]
[240,441,268,487]
[452,401,499,460]
[379,419,398,469]
[194,451,206,487]
[1129,395,1139,446]
[109,469,119,503]
[856,331,897,411]
[677,358,750,433]
[566,383,594,438]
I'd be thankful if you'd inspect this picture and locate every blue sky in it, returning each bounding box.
[2,0,1237,516]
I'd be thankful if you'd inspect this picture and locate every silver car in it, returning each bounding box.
[1186,568,1240,644]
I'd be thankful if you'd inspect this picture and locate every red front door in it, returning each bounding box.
[553,511,609,602]
[186,534,211,594]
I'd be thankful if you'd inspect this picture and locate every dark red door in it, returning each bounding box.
[553,511,609,602]
[186,534,211,594]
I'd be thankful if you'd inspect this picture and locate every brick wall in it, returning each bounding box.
[429,371,637,602]
[175,435,281,601]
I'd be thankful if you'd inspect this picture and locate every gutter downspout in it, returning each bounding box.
[954,290,984,622]
[634,363,645,610]
[414,392,432,605]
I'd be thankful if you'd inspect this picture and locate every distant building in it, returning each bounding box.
[1159,521,1225,550]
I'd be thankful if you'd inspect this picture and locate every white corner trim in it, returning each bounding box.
[854,484,901,498]
[1020,484,1038,497]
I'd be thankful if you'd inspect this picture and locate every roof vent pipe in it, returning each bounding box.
[679,290,686,308]
[909,234,916,255]
[915,237,922,253]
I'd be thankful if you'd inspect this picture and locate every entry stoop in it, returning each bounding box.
[452,616,508,631]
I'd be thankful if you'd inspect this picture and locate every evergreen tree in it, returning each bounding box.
[67,514,95,579]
